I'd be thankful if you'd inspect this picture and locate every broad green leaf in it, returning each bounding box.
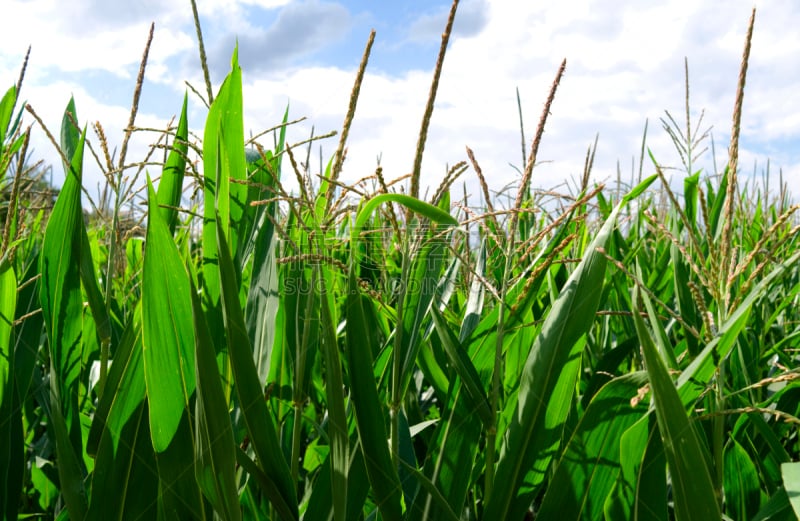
[79,220,111,368]
[142,178,204,519]
[671,240,700,357]
[216,220,298,521]
[633,288,720,521]
[536,372,649,519]
[142,176,196,452]
[683,170,700,228]
[399,459,460,521]
[484,174,656,521]
[397,226,450,401]
[11,257,41,403]
[87,304,144,456]
[190,277,241,521]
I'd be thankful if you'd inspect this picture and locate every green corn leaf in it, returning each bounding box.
[725,438,762,521]
[244,135,283,386]
[318,261,350,521]
[190,277,241,521]
[683,170,700,227]
[399,458,460,521]
[671,240,700,357]
[345,269,403,521]
[157,92,189,235]
[484,175,656,521]
[0,259,17,520]
[304,439,371,521]
[782,462,800,519]
[60,97,80,176]
[86,305,158,521]
[216,218,298,521]
[39,121,88,519]
[203,46,247,304]
[141,178,205,518]
[677,248,800,405]
[750,487,795,521]
[408,376,482,521]
[79,220,111,362]
[431,307,492,426]
[11,257,41,405]
[459,239,486,342]
[87,303,144,457]
[0,86,16,148]
[40,123,85,447]
[353,193,458,242]
[398,227,449,401]
[604,414,667,521]
[141,175,196,452]
[633,287,721,521]
[536,372,649,520]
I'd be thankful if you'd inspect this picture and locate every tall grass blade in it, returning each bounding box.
[633,288,720,521]
[459,239,486,342]
[0,86,16,149]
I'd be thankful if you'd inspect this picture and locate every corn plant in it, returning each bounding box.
[1,2,799,520]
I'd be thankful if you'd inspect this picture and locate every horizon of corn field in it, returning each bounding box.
[1,1,800,520]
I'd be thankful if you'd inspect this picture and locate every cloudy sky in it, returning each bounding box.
[1,0,798,206]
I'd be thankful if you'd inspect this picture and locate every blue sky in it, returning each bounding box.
[1,0,799,204]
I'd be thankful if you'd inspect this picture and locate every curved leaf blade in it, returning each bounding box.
[633,288,720,521]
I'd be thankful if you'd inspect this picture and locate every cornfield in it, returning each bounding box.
[1,2,799,520]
